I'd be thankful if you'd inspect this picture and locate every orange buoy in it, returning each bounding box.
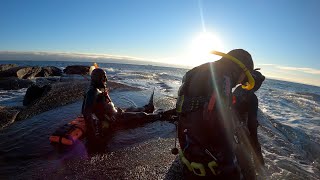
[49,116,86,145]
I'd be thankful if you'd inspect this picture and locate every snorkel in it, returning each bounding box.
[211,51,255,90]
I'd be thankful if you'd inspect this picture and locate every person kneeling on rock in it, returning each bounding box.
[82,68,161,153]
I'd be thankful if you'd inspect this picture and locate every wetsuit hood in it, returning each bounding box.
[91,68,107,89]
[217,49,254,87]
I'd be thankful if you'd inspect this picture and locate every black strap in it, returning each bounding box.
[181,96,210,113]
[59,136,63,144]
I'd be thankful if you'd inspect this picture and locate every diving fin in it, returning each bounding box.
[148,88,154,105]
[143,88,155,113]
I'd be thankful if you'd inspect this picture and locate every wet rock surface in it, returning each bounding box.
[0,106,22,129]
[38,138,184,180]
[0,77,34,90]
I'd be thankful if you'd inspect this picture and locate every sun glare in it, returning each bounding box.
[186,32,224,66]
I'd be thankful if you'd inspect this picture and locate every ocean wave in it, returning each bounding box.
[0,88,27,106]
[284,92,320,114]
[257,110,320,179]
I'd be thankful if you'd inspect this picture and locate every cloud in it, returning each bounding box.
[275,66,320,75]
[258,63,320,75]
[258,63,276,66]
[256,63,320,86]
[0,51,148,62]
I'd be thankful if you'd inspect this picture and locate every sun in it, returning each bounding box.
[186,32,224,66]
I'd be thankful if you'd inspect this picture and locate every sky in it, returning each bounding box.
[0,0,319,86]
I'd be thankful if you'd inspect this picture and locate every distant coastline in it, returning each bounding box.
[0,51,192,70]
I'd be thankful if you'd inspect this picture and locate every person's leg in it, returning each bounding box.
[115,112,161,128]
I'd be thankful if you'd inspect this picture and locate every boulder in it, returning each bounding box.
[0,77,34,90]
[38,66,62,77]
[16,66,42,79]
[63,65,90,75]
[0,66,62,79]
[23,84,52,106]
[0,64,18,72]
[0,66,24,78]
[0,106,22,129]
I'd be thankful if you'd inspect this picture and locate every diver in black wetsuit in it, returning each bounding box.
[175,49,255,179]
[82,68,161,152]
[233,69,265,168]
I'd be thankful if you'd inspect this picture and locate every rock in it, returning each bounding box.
[16,66,42,79]
[0,66,62,79]
[0,64,18,72]
[0,66,41,79]
[0,77,34,90]
[0,66,23,78]
[23,84,52,106]
[63,65,90,75]
[38,66,62,77]
[0,106,22,129]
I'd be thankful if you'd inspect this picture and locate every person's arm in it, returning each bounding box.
[82,89,98,131]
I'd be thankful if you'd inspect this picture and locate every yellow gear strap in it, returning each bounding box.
[176,95,184,113]
[179,149,193,171]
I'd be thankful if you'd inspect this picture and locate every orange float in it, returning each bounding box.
[49,116,86,145]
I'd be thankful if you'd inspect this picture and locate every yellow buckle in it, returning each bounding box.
[179,150,219,177]
[208,160,218,175]
[191,162,206,176]
[179,150,192,171]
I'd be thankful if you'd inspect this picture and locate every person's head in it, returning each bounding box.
[251,69,265,92]
[91,68,107,88]
[218,49,254,86]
